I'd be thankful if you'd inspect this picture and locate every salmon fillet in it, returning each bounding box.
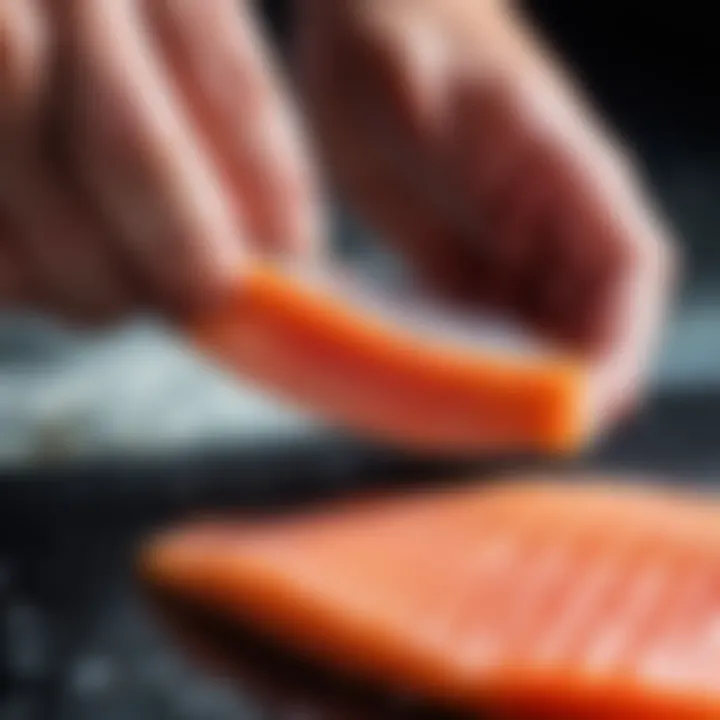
[190,265,588,454]
[143,477,720,718]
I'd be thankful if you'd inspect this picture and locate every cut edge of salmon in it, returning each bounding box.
[190,264,590,454]
[142,477,720,718]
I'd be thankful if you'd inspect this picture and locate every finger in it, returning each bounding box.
[315,4,471,230]
[1,0,132,321]
[511,142,619,348]
[0,0,47,119]
[146,0,322,257]
[589,183,678,428]
[0,222,27,307]
[452,64,626,348]
[308,9,565,314]
[0,0,49,178]
[530,130,654,356]
[312,88,476,297]
[447,68,539,222]
[2,165,138,321]
[300,11,483,300]
[63,0,242,316]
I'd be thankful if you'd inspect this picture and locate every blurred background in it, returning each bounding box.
[0,1,719,718]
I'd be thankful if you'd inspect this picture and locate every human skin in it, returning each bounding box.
[297,0,677,426]
[0,0,321,320]
[0,0,677,428]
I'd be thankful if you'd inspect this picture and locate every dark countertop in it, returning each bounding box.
[1,390,719,720]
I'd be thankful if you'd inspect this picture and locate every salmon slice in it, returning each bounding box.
[190,264,588,454]
[143,477,720,719]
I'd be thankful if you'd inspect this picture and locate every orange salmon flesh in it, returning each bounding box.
[190,265,588,454]
[143,477,720,718]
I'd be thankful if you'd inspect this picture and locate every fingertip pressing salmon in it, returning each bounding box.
[190,264,588,454]
[143,478,720,718]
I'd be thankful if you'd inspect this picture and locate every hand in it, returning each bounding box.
[297,0,677,428]
[0,0,321,323]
